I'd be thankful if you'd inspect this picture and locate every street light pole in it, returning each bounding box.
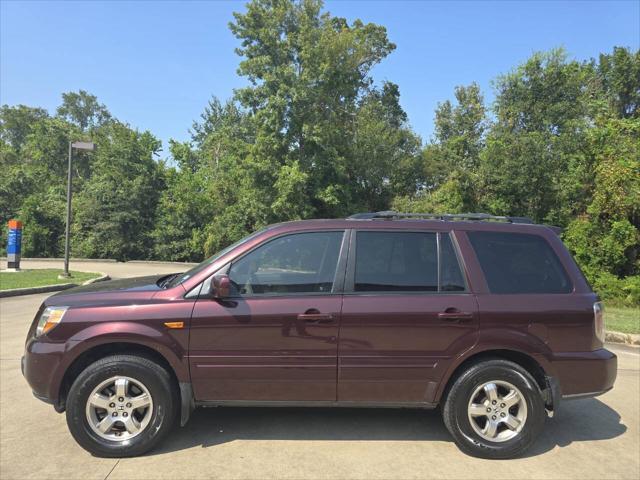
[60,141,95,279]
[62,141,73,277]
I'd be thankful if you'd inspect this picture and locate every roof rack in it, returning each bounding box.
[347,211,535,224]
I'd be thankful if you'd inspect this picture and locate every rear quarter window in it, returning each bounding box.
[468,231,572,294]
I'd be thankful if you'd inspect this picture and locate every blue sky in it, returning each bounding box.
[1,0,639,155]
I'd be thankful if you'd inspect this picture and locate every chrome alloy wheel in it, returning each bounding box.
[467,380,528,443]
[85,376,153,441]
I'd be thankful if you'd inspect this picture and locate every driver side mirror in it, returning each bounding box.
[210,274,231,299]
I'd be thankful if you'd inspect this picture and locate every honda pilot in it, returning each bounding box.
[22,212,617,459]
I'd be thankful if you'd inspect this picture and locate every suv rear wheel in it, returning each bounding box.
[66,354,177,457]
[442,359,545,459]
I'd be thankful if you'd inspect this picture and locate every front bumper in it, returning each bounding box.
[22,337,68,411]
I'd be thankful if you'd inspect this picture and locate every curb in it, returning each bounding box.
[2,258,197,266]
[127,260,198,266]
[1,257,118,263]
[605,330,640,346]
[0,273,110,298]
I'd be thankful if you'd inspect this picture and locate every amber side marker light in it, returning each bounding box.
[163,321,184,329]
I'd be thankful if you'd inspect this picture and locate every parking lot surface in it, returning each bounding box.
[1,261,638,479]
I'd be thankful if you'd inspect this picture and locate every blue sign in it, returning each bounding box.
[7,229,22,254]
[7,219,22,270]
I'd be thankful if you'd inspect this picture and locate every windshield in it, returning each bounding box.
[166,228,269,288]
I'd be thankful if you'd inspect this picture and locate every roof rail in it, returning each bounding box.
[347,211,535,224]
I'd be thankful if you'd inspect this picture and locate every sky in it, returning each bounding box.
[1,0,639,156]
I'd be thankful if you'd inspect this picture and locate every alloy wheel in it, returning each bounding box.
[85,376,153,441]
[467,380,528,442]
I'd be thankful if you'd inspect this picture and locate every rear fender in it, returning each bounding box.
[431,327,557,404]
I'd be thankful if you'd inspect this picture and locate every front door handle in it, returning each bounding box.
[438,310,473,322]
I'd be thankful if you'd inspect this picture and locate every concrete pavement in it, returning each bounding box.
[1,261,638,479]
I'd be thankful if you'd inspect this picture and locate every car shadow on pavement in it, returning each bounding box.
[524,398,627,457]
[150,398,625,458]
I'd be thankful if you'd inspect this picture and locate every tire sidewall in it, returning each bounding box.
[445,361,545,459]
[66,356,175,457]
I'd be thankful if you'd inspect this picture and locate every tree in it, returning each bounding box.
[394,83,487,213]
[157,0,422,257]
[229,0,404,218]
[433,83,486,172]
[0,105,48,152]
[349,82,423,211]
[152,143,214,261]
[72,122,163,260]
[56,90,111,131]
[563,117,639,281]
[479,49,593,224]
[0,107,78,254]
[596,47,640,119]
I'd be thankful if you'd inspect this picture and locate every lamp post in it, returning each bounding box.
[60,141,95,278]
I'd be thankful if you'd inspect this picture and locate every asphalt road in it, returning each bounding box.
[1,261,638,480]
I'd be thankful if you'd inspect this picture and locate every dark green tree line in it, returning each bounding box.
[1,90,164,260]
[1,1,638,303]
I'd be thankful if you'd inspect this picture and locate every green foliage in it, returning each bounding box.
[72,122,163,261]
[596,47,640,118]
[395,45,639,303]
[1,92,162,262]
[152,163,215,262]
[589,272,640,306]
[622,277,640,305]
[227,0,416,220]
[56,90,111,131]
[19,189,66,257]
[479,49,594,224]
[563,117,639,282]
[1,1,637,305]
[0,105,48,152]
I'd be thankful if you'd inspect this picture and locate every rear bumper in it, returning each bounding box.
[551,348,617,398]
[562,386,613,400]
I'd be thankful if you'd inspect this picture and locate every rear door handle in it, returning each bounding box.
[438,311,473,322]
[297,312,334,323]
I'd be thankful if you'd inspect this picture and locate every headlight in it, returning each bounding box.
[36,306,68,337]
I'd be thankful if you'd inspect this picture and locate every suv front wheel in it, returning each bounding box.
[66,354,177,457]
[442,359,546,459]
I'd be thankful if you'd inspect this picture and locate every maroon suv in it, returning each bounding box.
[22,212,617,459]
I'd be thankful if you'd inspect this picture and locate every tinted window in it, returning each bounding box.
[355,232,438,292]
[440,234,466,291]
[169,228,269,287]
[468,231,572,294]
[228,231,343,295]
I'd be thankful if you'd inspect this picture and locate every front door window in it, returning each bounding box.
[228,231,344,295]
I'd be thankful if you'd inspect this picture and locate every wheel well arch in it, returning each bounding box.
[439,349,549,404]
[56,342,179,412]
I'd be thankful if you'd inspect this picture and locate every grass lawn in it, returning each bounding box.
[606,306,640,334]
[0,269,101,291]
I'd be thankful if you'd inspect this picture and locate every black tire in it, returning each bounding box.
[442,359,545,459]
[66,354,177,457]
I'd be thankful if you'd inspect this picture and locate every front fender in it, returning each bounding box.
[47,322,190,401]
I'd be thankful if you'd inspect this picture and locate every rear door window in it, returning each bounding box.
[468,231,572,294]
[353,231,466,293]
